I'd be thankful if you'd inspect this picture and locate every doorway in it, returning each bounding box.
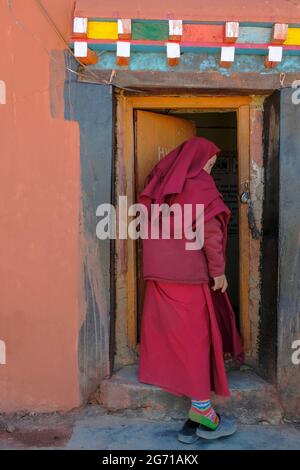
[134,110,239,342]
[115,95,251,366]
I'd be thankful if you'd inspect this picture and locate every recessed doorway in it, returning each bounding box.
[134,109,239,342]
[115,95,251,368]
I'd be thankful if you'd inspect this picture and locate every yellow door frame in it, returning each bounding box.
[116,94,251,356]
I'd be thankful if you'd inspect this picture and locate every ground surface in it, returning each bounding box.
[0,406,300,450]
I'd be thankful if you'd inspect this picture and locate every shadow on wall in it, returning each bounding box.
[63,53,114,401]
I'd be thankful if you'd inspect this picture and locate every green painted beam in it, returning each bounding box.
[132,21,169,40]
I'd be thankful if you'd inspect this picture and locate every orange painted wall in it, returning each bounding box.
[0,0,81,411]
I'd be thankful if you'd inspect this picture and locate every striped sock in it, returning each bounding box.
[188,399,220,430]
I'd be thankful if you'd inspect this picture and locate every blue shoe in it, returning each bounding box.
[196,414,237,440]
[177,419,200,444]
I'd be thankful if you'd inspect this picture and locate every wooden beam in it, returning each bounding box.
[225,22,239,43]
[265,46,283,68]
[116,41,131,66]
[118,19,132,40]
[272,23,288,44]
[132,21,169,40]
[285,27,300,45]
[166,42,181,66]
[87,21,118,40]
[73,17,88,39]
[169,20,183,41]
[220,46,235,68]
[238,105,251,352]
[120,95,252,110]
[78,69,299,92]
[182,24,223,43]
[74,43,98,65]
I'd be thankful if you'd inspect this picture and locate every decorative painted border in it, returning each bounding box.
[71,18,300,67]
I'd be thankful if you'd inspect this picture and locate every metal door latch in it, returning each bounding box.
[240,181,261,240]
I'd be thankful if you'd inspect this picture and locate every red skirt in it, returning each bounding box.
[138,280,244,400]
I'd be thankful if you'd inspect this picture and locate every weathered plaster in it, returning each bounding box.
[248,98,266,363]
[64,58,113,399]
[277,87,300,418]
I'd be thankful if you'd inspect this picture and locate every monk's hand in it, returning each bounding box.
[212,274,228,293]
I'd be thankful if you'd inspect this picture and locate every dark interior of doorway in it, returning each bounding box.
[136,110,239,343]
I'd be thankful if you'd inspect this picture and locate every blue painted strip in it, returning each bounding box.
[282,48,300,56]
[239,22,274,27]
[81,50,300,73]
[131,44,167,52]
[85,43,117,52]
[240,22,300,27]
[238,26,272,44]
[235,48,268,55]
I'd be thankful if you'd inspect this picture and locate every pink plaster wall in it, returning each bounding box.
[0,0,81,412]
[75,0,300,23]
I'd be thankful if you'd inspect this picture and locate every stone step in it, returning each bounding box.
[98,364,283,425]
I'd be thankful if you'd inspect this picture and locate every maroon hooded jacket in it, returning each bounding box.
[138,136,230,284]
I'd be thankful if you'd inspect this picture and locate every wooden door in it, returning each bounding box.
[134,110,196,340]
[116,96,252,359]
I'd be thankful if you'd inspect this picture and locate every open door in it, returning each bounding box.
[117,96,251,360]
[134,110,196,339]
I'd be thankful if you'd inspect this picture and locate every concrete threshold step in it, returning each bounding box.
[99,365,283,425]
